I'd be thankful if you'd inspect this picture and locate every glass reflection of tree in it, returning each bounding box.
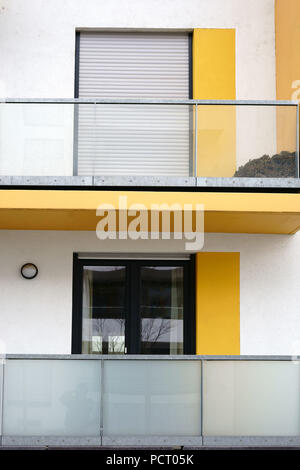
[92,318,125,353]
[92,317,173,352]
[141,318,172,345]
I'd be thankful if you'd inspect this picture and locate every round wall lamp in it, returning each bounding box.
[20,263,38,280]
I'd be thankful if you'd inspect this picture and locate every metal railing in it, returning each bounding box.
[0,98,298,181]
[1,354,300,447]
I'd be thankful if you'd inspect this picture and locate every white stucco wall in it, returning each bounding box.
[0,0,277,174]
[0,1,294,356]
[0,0,276,99]
[0,230,299,356]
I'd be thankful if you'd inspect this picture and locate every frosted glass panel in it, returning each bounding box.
[3,360,101,436]
[103,360,201,436]
[0,359,3,436]
[203,361,300,436]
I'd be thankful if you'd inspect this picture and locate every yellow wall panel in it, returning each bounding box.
[275,0,300,154]
[196,252,240,355]
[193,29,236,177]
[193,29,236,100]
[275,0,300,100]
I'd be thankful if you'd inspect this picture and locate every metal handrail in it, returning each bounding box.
[1,353,300,360]
[0,98,298,105]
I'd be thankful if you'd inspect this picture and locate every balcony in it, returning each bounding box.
[1,99,300,235]
[0,98,299,188]
[1,355,300,448]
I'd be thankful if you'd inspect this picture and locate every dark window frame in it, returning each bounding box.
[72,254,196,355]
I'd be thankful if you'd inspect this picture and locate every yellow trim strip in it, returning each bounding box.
[193,29,236,177]
[196,252,240,355]
[275,0,300,153]
[193,29,236,100]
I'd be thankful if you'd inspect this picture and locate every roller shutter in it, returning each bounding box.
[77,32,191,176]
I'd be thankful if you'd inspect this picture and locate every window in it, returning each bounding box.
[72,256,195,354]
[74,31,192,176]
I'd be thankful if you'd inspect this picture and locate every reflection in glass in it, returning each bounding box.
[82,266,126,354]
[140,266,184,354]
[203,361,300,436]
[78,104,191,176]
[3,360,101,436]
[103,360,201,436]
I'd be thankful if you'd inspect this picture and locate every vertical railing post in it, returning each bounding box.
[100,358,104,446]
[194,103,198,177]
[72,102,79,176]
[0,358,5,444]
[296,103,299,178]
[200,359,203,442]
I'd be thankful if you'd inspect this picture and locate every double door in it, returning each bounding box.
[72,258,195,355]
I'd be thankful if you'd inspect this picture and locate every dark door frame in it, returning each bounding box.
[71,254,196,354]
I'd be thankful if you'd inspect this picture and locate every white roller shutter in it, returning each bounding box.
[77,32,191,176]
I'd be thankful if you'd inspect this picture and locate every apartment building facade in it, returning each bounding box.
[0,0,300,447]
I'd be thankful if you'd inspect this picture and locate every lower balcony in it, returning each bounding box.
[1,355,300,448]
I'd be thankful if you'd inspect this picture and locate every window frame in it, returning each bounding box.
[72,254,196,355]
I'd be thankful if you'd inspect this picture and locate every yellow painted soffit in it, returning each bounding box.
[1,190,300,212]
[0,190,300,234]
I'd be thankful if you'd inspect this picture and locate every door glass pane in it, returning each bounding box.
[82,266,126,354]
[140,266,184,354]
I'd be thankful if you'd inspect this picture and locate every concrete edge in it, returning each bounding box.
[102,436,203,447]
[9,176,93,186]
[196,177,300,188]
[1,436,101,447]
[1,436,300,448]
[203,436,300,447]
[94,176,196,187]
[0,175,299,189]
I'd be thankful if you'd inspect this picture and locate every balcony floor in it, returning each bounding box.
[1,175,300,189]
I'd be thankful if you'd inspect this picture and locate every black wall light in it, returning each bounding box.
[21,263,38,280]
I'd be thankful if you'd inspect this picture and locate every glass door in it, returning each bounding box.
[140,265,184,354]
[81,265,127,354]
[72,256,195,355]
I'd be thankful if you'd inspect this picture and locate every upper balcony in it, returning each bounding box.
[1,98,300,235]
[0,98,299,189]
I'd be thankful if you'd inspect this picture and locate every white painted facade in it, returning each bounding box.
[0,0,298,357]
[0,0,276,100]
[0,230,299,356]
[0,0,278,175]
